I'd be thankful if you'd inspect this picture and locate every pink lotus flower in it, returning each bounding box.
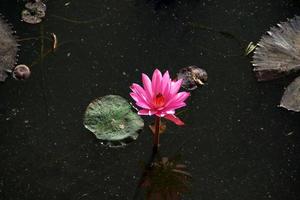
[130,69,190,125]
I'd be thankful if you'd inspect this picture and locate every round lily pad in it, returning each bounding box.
[83,95,144,147]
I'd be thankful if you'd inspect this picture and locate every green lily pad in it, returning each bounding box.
[83,95,144,147]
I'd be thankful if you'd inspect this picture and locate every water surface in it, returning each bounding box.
[0,0,299,199]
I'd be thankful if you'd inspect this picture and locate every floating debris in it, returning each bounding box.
[252,16,300,81]
[64,2,71,6]
[280,76,300,112]
[285,131,294,136]
[0,15,19,82]
[177,66,208,90]
[12,64,31,80]
[244,41,257,56]
[83,95,144,147]
[51,33,57,51]
[21,0,46,24]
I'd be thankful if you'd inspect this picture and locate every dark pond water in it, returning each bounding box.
[0,0,300,199]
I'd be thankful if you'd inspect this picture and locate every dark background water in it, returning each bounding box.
[0,0,300,199]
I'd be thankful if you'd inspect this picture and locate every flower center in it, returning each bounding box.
[154,93,165,108]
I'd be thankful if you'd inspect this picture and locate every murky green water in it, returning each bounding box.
[0,0,299,199]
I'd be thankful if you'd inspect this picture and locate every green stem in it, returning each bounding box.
[153,116,161,151]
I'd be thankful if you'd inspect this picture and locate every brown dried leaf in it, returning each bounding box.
[280,76,300,112]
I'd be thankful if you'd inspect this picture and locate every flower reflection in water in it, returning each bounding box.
[140,155,192,200]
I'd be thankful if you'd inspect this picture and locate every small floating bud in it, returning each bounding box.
[13,64,31,80]
[177,66,208,90]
